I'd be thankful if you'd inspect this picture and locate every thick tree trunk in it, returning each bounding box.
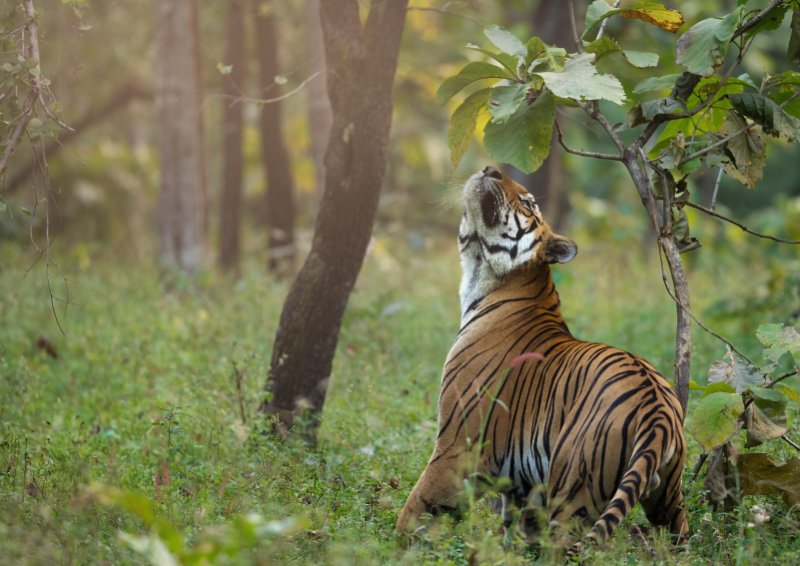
[505,0,573,229]
[305,0,332,199]
[261,0,408,429]
[218,0,246,273]
[254,3,296,276]
[155,0,207,275]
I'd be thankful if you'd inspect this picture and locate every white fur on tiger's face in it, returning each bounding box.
[458,166,577,324]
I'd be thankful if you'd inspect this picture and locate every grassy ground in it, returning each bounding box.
[1,227,799,565]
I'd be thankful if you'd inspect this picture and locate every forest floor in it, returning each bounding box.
[1,229,799,565]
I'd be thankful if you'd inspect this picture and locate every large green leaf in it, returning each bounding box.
[623,50,659,68]
[483,25,526,57]
[676,9,741,76]
[584,1,684,35]
[728,93,800,141]
[685,392,744,452]
[488,84,528,125]
[738,452,800,506]
[437,62,512,104]
[448,88,492,168]
[535,53,626,105]
[483,92,555,174]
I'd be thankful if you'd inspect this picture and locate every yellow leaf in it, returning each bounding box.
[620,4,684,33]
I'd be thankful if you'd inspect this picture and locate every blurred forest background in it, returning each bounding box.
[2,0,800,564]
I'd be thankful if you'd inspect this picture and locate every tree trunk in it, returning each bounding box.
[261,0,408,430]
[504,0,573,230]
[155,0,207,275]
[305,0,332,199]
[218,0,246,273]
[254,2,296,276]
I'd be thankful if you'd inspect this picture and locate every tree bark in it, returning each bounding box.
[261,0,409,430]
[305,0,332,200]
[218,0,246,273]
[155,0,207,275]
[504,0,572,230]
[254,2,296,275]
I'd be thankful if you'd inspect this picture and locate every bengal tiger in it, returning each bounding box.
[396,166,688,554]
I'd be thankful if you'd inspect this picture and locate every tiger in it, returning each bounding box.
[396,166,688,555]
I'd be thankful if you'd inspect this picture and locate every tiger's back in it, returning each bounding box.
[397,167,688,552]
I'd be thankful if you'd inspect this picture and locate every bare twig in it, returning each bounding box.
[710,167,723,209]
[567,0,582,52]
[692,452,709,480]
[731,0,785,40]
[685,202,800,244]
[555,120,623,160]
[211,71,322,107]
[764,369,800,390]
[581,102,625,152]
[782,435,800,452]
[596,0,622,40]
[679,123,753,165]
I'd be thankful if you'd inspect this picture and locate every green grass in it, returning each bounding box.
[1,228,799,565]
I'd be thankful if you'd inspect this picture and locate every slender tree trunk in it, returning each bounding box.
[218,0,246,273]
[504,0,573,229]
[155,0,207,275]
[305,0,332,199]
[254,2,296,275]
[261,0,409,430]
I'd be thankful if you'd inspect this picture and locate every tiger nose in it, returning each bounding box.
[482,166,502,180]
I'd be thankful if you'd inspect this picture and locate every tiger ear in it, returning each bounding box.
[543,234,577,264]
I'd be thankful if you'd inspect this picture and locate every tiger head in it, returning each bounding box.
[458,166,577,319]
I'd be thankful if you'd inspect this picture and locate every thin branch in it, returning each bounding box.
[710,167,723,209]
[685,202,800,244]
[555,120,623,161]
[581,102,625,152]
[0,95,34,177]
[782,435,800,452]
[596,0,622,40]
[679,123,753,165]
[567,0,582,52]
[731,0,785,40]
[211,71,322,107]
[764,369,799,390]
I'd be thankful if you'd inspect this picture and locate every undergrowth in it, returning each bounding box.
[1,225,798,565]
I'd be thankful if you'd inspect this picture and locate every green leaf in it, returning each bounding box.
[756,323,800,371]
[686,392,744,452]
[448,88,492,168]
[488,84,528,125]
[483,92,555,174]
[623,50,659,68]
[584,37,658,67]
[738,452,800,506]
[728,93,800,141]
[790,10,800,63]
[633,73,681,94]
[708,347,764,393]
[676,9,741,76]
[775,375,800,402]
[722,112,765,189]
[466,43,519,76]
[535,53,626,106]
[437,62,512,104]
[483,25,526,57]
[701,381,737,398]
[584,1,684,35]
[584,36,621,61]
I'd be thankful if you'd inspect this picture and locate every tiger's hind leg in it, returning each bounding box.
[639,458,688,546]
